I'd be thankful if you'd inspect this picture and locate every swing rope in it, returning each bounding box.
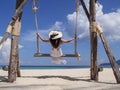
[32,0,40,53]
[74,0,79,55]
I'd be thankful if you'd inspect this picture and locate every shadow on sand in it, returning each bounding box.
[0,76,8,82]
[0,75,116,84]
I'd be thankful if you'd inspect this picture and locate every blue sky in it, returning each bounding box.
[0,0,120,66]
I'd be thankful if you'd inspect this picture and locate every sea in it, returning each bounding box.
[0,65,90,70]
[0,65,119,70]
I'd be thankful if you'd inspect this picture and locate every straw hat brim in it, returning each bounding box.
[49,30,63,39]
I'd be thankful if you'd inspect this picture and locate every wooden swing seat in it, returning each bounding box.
[34,53,80,60]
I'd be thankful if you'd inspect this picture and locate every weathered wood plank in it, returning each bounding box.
[34,53,80,58]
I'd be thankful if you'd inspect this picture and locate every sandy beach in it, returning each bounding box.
[0,68,120,90]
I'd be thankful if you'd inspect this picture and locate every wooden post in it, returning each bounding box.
[8,36,19,82]
[8,20,22,82]
[99,33,120,83]
[8,0,25,82]
[89,0,98,81]
[80,0,98,81]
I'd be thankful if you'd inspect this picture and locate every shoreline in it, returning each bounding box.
[0,68,120,90]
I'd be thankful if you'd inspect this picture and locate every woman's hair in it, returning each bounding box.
[49,30,62,48]
[49,37,61,48]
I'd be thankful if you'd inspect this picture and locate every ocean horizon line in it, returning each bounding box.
[0,65,119,70]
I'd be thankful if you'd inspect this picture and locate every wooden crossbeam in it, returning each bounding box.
[34,53,80,59]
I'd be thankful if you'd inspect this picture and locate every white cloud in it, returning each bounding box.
[51,21,65,31]
[22,30,36,41]
[0,36,23,64]
[66,1,120,43]
[67,2,90,41]
[22,21,66,41]
[97,9,120,42]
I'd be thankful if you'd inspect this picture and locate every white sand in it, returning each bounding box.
[0,68,120,90]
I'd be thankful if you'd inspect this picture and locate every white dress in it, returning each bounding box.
[50,47,67,64]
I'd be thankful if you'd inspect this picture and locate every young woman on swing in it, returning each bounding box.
[37,30,75,64]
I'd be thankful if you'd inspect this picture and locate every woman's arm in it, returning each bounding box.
[61,37,75,43]
[37,32,50,42]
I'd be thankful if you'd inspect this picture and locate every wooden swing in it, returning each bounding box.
[32,0,80,60]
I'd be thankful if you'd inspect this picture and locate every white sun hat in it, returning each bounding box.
[49,30,63,39]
